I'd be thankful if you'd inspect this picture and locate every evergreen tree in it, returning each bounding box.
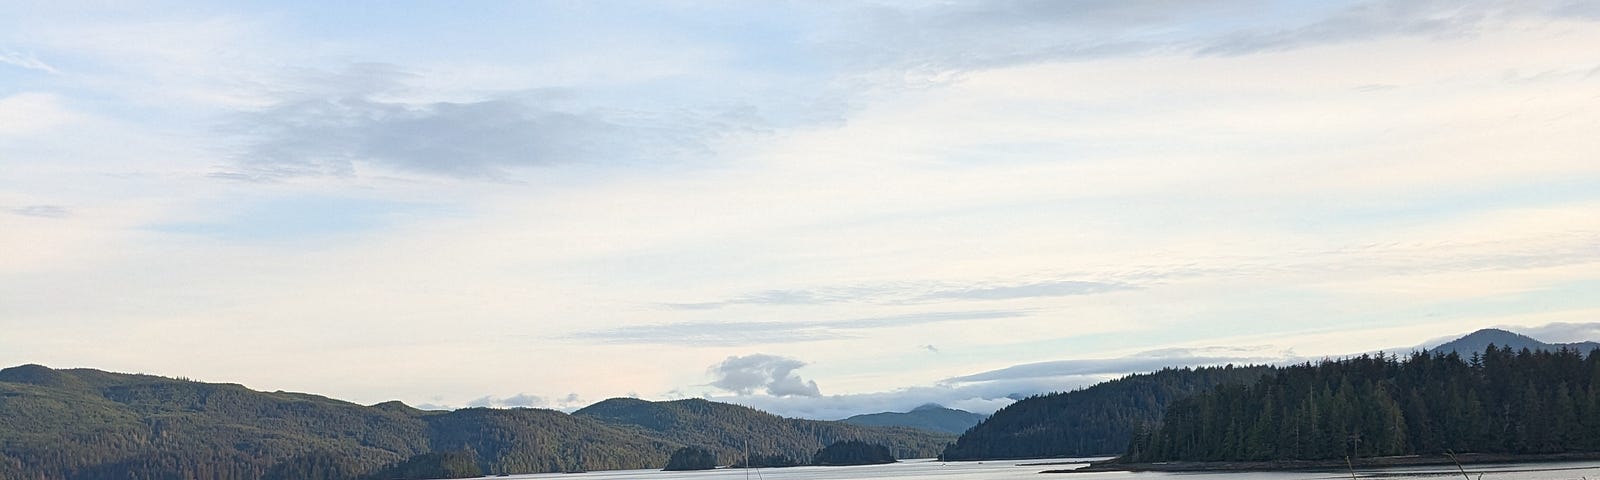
[1126,348,1600,462]
[661,447,717,471]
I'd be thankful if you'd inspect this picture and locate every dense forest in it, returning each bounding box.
[1125,346,1600,462]
[730,452,803,468]
[661,446,717,471]
[0,364,950,480]
[573,397,951,465]
[811,440,896,466]
[663,440,893,469]
[942,365,1272,460]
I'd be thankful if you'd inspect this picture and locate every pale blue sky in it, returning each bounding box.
[2,0,1598,418]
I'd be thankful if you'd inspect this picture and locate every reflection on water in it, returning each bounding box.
[472,458,1600,480]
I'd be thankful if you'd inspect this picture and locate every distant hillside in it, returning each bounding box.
[941,365,1272,460]
[0,364,942,480]
[0,364,439,480]
[1429,328,1600,357]
[840,404,985,434]
[573,397,953,463]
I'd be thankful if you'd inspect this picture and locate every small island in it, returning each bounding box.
[731,453,804,469]
[811,440,897,466]
[662,446,719,471]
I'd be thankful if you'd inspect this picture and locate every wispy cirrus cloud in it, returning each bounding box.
[0,51,58,74]
[7,205,71,219]
[920,280,1132,301]
[146,196,429,241]
[664,279,1134,310]
[1195,0,1586,56]
[661,232,1600,313]
[566,310,1025,346]
[816,0,1588,72]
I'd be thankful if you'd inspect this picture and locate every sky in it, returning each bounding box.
[2,0,1599,420]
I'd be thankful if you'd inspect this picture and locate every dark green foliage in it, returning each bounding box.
[811,440,895,466]
[574,397,952,463]
[0,364,950,480]
[263,450,372,480]
[0,365,419,480]
[731,453,803,468]
[841,404,985,434]
[1126,346,1600,462]
[942,365,1272,460]
[662,446,718,471]
[421,407,671,474]
[364,450,481,480]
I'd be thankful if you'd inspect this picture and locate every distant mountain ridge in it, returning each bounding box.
[0,364,951,480]
[839,404,985,434]
[1429,328,1600,356]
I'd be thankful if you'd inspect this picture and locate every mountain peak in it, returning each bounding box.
[1430,328,1600,356]
[0,364,90,391]
[369,400,421,414]
[840,405,983,434]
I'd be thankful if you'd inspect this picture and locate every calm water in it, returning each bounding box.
[473,458,1600,480]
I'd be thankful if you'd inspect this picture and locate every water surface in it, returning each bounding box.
[483,458,1600,480]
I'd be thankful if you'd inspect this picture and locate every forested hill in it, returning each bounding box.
[0,364,947,480]
[1125,346,1600,463]
[1430,328,1600,357]
[573,397,954,464]
[841,404,985,434]
[941,365,1272,460]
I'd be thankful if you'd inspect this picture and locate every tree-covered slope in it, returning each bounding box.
[422,407,674,474]
[0,364,429,480]
[841,404,985,434]
[941,365,1272,460]
[1126,347,1600,462]
[573,397,954,462]
[0,365,669,479]
[0,364,951,479]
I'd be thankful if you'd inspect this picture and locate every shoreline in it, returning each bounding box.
[1049,452,1600,473]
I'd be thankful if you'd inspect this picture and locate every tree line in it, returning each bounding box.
[943,365,1272,460]
[662,440,895,470]
[1126,346,1600,462]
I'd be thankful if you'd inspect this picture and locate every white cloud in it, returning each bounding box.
[708,354,822,397]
